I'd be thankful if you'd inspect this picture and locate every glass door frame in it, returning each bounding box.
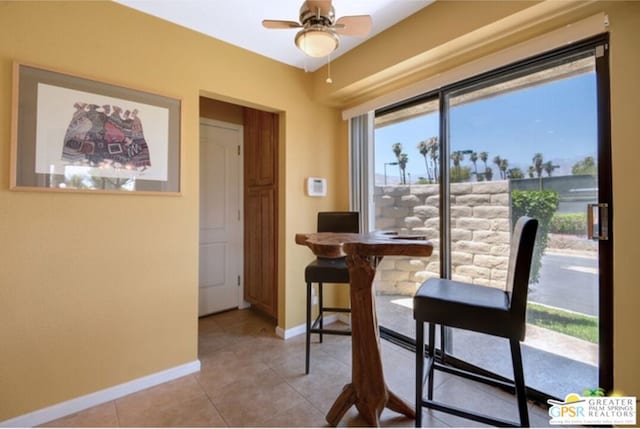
[373,33,613,401]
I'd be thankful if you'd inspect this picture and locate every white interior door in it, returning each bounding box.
[199,119,243,316]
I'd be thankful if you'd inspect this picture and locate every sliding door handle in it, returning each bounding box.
[587,203,609,241]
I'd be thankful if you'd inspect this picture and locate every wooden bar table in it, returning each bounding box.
[295,232,433,427]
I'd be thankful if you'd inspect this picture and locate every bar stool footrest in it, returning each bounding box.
[431,362,516,393]
[310,328,351,336]
[311,314,351,330]
[321,307,351,313]
[420,399,522,427]
[419,357,527,427]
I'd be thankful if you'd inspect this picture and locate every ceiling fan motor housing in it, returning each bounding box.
[299,3,335,27]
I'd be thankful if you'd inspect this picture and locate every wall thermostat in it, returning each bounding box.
[306,177,327,197]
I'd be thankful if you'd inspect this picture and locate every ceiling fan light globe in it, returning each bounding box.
[295,27,339,57]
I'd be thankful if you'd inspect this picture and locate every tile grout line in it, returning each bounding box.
[112,399,123,428]
[193,368,232,428]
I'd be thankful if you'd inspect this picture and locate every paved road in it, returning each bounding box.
[528,252,598,316]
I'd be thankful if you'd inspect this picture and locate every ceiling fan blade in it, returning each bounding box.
[262,19,301,29]
[306,0,333,17]
[334,15,372,37]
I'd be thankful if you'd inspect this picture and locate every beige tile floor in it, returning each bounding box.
[42,309,552,427]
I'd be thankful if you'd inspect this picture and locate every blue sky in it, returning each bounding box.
[374,72,597,182]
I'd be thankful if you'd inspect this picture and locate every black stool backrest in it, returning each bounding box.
[506,216,539,330]
[317,211,360,234]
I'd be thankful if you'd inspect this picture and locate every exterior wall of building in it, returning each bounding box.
[374,181,511,294]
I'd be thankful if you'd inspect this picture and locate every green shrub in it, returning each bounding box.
[450,166,472,183]
[511,190,559,284]
[550,213,587,235]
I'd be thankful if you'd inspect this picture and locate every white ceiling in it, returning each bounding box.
[114,0,433,71]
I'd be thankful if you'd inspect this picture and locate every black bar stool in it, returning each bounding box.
[414,216,538,427]
[305,211,359,374]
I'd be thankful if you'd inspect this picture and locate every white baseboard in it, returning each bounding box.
[0,360,201,428]
[275,322,308,339]
[276,313,351,339]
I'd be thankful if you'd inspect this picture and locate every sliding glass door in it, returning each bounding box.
[373,97,440,342]
[445,47,609,398]
[367,36,612,400]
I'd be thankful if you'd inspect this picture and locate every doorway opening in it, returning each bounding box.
[198,97,279,321]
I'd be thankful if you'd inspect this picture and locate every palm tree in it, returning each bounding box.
[429,139,439,183]
[543,160,557,177]
[391,142,403,183]
[532,152,544,178]
[417,140,431,182]
[508,167,523,179]
[499,158,509,180]
[479,151,488,170]
[398,153,409,184]
[484,166,493,181]
[451,151,464,179]
[528,166,535,178]
[392,142,402,159]
[469,151,478,176]
[492,156,502,179]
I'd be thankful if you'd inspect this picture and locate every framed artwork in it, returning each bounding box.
[10,62,181,194]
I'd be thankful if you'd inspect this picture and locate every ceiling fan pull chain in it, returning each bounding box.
[326,52,333,84]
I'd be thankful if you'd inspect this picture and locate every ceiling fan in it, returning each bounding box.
[262,0,373,58]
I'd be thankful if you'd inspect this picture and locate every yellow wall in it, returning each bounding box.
[317,0,640,398]
[0,1,345,420]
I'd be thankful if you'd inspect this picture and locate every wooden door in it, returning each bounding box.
[244,187,276,314]
[244,108,277,186]
[243,107,278,318]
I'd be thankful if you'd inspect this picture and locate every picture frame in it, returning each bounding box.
[10,62,181,194]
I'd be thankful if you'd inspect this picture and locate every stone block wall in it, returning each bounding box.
[374,180,512,295]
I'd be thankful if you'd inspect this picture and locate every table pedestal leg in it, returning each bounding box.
[326,384,356,426]
[387,390,416,416]
[325,254,415,427]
